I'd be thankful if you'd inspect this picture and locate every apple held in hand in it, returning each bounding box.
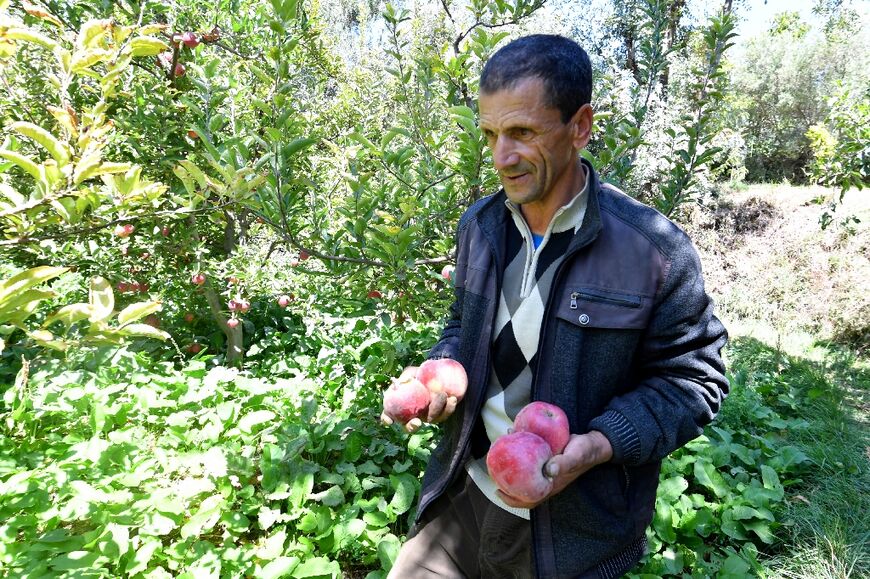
[513,401,571,454]
[383,376,431,424]
[486,431,554,503]
[416,358,468,399]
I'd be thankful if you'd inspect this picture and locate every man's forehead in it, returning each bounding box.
[478,78,561,125]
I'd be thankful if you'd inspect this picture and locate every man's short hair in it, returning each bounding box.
[479,34,592,123]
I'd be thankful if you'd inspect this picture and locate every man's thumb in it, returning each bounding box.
[546,461,560,478]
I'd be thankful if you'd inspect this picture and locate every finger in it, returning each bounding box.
[380,413,394,426]
[443,395,458,416]
[404,417,423,433]
[427,392,448,422]
[545,460,560,478]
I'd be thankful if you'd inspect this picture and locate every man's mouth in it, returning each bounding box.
[503,172,528,181]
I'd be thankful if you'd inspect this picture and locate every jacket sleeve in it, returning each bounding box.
[587,236,729,466]
[426,214,473,362]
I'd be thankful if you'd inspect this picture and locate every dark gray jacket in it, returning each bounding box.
[420,161,729,578]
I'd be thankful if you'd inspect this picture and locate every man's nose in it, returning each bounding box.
[491,135,519,171]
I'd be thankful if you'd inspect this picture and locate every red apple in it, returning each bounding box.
[383,376,430,425]
[416,358,467,399]
[161,226,170,236]
[228,298,250,313]
[181,31,199,48]
[277,294,293,308]
[184,312,195,323]
[441,264,454,281]
[367,290,382,299]
[486,431,554,503]
[226,318,240,329]
[144,314,160,328]
[114,223,134,238]
[174,62,186,77]
[513,401,571,455]
[187,130,198,140]
[227,276,239,285]
[299,250,310,261]
[187,343,202,354]
[117,282,130,293]
[191,272,206,285]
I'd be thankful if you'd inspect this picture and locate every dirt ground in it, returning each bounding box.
[683,184,870,353]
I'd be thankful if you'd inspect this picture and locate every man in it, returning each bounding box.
[382,34,728,578]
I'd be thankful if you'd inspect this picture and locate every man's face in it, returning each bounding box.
[478,77,587,207]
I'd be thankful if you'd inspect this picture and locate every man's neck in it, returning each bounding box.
[520,160,587,235]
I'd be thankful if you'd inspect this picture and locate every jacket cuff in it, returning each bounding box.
[426,343,455,360]
[588,410,642,465]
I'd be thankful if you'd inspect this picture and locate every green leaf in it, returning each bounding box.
[658,476,688,502]
[719,551,751,578]
[0,149,43,182]
[50,550,101,570]
[284,137,317,157]
[177,159,209,191]
[291,556,340,578]
[99,523,130,561]
[180,494,225,539]
[388,473,417,515]
[261,557,301,579]
[377,534,401,570]
[117,300,162,326]
[10,122,70,165]
[693,459,730,498]
[239,409,276,433]
[125,539,161,575]
[742,520,776,544]
[42,303,91,328]
[70,48,112,72]
[74,161,132,185]
[129,36,170,57]
[0,289,55,323]
[88,276,114,323]
[78,19,111,48]
[0,266,67,304]
[115,323,170,341]
[310,485,344,507]
[4,27,59,50]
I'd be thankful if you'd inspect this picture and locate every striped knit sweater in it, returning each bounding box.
[467,170,589,517]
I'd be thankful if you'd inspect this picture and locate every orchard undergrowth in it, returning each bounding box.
[1,312,866,578]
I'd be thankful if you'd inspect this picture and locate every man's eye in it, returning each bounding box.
[514,128,533,138]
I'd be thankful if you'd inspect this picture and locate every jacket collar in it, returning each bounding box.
[473,157,604,264]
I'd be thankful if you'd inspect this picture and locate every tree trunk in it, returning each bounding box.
[660,0,686,89]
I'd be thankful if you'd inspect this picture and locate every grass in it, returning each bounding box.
[720,333,869,578]
[688,183,869,577]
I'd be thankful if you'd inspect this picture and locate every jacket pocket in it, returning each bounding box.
[555,286,652,330]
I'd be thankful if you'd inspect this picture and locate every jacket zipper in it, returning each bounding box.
[570,290,642,309]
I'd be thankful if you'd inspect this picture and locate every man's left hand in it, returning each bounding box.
[497,430,614,509]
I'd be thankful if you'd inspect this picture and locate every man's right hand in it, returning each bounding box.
[380,366,460,433]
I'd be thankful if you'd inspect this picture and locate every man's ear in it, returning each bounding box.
[570,103,594,151]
